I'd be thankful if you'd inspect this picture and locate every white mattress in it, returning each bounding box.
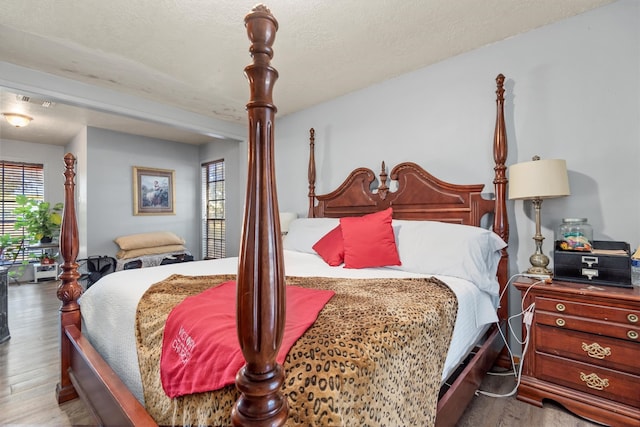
[79,250,498,404]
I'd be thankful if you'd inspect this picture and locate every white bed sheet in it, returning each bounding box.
[79,250,498,404]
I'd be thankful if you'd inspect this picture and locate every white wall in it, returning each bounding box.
[199,139,247,257]
[277,0,639,270]
[275,0,639,330]
[1,1,637,292]
[85,128,200,258]
[0,139,66,205]
[65,128,88,258]
[0,138,66,281]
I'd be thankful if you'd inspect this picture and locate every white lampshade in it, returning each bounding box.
[509,158,570,200]
[279,212,298,234]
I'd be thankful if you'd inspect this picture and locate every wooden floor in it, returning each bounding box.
[457,373,603,426]
[1,280,94,426]
[1,280,603,426]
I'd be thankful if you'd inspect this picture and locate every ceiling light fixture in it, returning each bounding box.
[2,113,33,128]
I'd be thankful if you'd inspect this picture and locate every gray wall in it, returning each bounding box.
[269,0,639,350]
[66,128,89,257]
[85,128,201,258]
[1,128,241,265]
[275,0,639,282]
[1,1,637,295]
[0,139,65,206]
[199,140,247,258]
[0,139,66,281]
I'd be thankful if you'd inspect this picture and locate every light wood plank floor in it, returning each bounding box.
[1,280,94,426]
[1,280,603,426]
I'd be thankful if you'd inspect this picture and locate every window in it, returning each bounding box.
[1,161,45,262]
[202,159,225,259]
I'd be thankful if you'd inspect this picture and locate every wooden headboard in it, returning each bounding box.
[309,158,496,224]
[306,74,509,307]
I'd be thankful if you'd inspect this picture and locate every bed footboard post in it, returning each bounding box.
[233,5,288,427]
[56,153,82,403]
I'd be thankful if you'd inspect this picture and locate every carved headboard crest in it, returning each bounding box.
[307,134,495,226]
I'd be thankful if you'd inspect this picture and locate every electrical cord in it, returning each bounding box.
[474,274,545,398]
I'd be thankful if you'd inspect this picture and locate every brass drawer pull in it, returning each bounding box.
[580,372,609,390]
[555,303,566,312]
[628,330,638,340]
[628,313,639,323]
[581,342,611,359]
[555,318,566,327]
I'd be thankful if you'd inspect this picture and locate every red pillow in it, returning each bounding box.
[339,208,401,269]
[312,225,344,266]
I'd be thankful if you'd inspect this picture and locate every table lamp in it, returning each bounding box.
[509,156,570,275]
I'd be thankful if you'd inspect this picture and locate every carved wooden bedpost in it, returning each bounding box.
[233,5,288,427]
[492,74,509,320]
[56,153,82,403]
[307,128,316,217]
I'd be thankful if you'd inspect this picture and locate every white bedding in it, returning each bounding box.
[79,250,498,404]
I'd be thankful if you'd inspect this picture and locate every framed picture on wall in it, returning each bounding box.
[133,166,176,215]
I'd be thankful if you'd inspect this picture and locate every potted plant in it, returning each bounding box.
[0,234,18,261]
[38,253,57,265]
[13,195,63,243]
[0,234,28,280]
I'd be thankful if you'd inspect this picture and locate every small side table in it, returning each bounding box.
[32,262,59,283]
[514,277,640,426]
[0,267,9,342]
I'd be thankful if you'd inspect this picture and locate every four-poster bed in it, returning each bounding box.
[55,5,509,427]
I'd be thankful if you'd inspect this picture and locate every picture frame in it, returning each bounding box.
[132,166,176,215]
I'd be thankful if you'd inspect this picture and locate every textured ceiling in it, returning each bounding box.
[0,0,615,145]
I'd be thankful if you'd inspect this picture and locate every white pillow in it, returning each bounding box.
[283,218,340,254]
[390,220,507,296]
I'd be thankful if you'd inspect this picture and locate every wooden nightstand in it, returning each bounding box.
[514,278,640,427]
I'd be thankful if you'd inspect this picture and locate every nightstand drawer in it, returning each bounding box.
[536,324,640,375]
[536,311,640,342]
[536,296,639,325]
[537,353,640,408]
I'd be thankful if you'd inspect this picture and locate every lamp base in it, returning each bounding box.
[529,244,551,276]
[525,265,552,276]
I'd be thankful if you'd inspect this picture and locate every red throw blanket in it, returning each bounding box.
[160,280,335,398]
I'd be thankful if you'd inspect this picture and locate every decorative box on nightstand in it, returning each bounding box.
[514,277,640,427]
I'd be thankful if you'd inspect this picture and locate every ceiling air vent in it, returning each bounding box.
[16,94,55,108]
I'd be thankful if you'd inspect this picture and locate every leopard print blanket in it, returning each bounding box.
[135,275,458,426]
